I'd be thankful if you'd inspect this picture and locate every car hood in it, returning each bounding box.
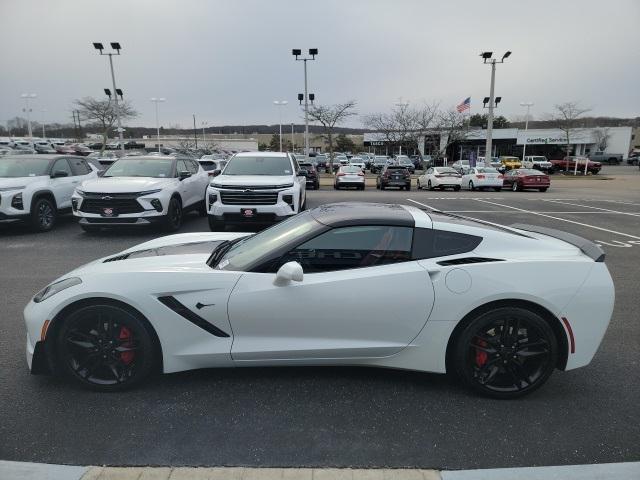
[79,177,176,193]
[67,232,254,277]
[212,175,294,187]
[0,176,46,189]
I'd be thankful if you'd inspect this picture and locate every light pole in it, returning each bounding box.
[395,98,409,156]
[93,42,125,151]
[40,109,47,138]
[20,93,37,141]
[202,121,208,143]
[520,102,534,161]
[291,123,294,152]
[480,51,511,160]
[292,48,317,156]
[150,98,165,152]
[273,100,288,152]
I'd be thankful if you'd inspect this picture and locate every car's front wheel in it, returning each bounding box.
[452,306,558,398]
[30,197,56,232]
[208,216,224,231]
[55,303,157,391]
[163,197,183,232]
[512,182,520,192]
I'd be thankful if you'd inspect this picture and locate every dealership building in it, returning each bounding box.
[364,126,634,161]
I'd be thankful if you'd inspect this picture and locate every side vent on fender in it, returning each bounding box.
[437,257,505,266]
[157,295,230,338]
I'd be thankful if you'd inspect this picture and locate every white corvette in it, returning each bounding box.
[24,203,614,398]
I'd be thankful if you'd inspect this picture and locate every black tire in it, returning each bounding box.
[512,182,520,192]
[381,184,386,190]
[406,184,411,191]
[428,180,434,191]
[163,197,183,232]
[54,303,157,391]
[198,200,207,217]
[299,193,306,211]
[334,184,338,190]
[539,187,548,192]
[452,306,558,399]
[469,181,475,191]
[417,179,422,190]
[208,216,224,231]
[454,185,461,191]
[30,196,57,232]
[359,185,365,190]
[376,183,380,190]
[314,181,320,190]
[494,187,502,192]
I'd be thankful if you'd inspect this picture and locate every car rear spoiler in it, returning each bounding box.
[510,223,605,262]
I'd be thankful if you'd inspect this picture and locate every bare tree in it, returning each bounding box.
[592,127,610,152]
[434,109,469,160]
[74,97,138,151]
[307,101,357,172]
[549,102,591,170]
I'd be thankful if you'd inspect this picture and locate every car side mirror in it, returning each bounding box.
[52,170,69,178]
[179,170,191,180]
[212,169,221,177]
[273,261,304,286]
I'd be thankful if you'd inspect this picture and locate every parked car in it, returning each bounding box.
[461,167,504,191]
[478,156,506,173]
[314,154,328,172]
[502,168,550,192]
[499,156,522,171]
[334,165,365,190]
[55,145,76,155]
[370,156,390,174]
[25,202,614,398]
[124,141,146,150]
[451,160,470,174]
[299,161,320,190]
[198,159,227,177]
[550,156,602,174]
[207,152,306,231]
[73,156,209,232]
[417,167,461,191]
[522,156,554,173]
[34,144,57,154]
[0,155,97,231]
[376,165,411,190]
[627,153,639,166]
[336,155,349,167]
[587,151,622,165]
[395,155,416,174]
[348,157,366,171]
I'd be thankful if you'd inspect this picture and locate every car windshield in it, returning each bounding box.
[0,157,50,177]
[103,158,174,178]
[223,156,292,175]
[214,211,322,271]
[342,166,361,173]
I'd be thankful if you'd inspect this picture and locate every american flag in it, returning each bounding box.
[456,97,471,113]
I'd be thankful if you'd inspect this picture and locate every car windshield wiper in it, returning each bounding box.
[206,237,244,268]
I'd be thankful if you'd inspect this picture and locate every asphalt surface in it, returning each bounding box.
[1,167,639,469]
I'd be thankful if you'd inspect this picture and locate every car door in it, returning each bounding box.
[228,225,435,361]
[49,158,76,209]
[175,159,196,207]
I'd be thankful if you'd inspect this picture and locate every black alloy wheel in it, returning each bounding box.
[31,197,56,232]
[163,197,183,232]
[453,307,558,398]
[55,304,156,391]
[428,180,434,190]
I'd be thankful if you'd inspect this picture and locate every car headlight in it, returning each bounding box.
[277,183,294,189]
[75,189,86,196]
[33,277,82,303]
[138,189,162,196]
[210,182,222,188]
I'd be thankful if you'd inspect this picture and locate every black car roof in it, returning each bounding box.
[310,202,414,227]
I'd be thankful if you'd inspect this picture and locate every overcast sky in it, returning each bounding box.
[1,0,638,130]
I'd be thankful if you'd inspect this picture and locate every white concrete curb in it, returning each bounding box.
[1,460,639,480]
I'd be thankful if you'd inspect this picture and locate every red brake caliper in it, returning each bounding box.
[118,326,135,364]
[475,338,488,367]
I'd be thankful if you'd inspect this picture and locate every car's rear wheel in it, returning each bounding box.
[494,187,502,192]
[428,180,434,191]
[55,304,156,391]
[454,185,461,191]
[30,197,56,232]
[417,179,422,189]
[469,181,475,191]
[453,307,558,398]
[163,197,182,232]
[512,182,519,192]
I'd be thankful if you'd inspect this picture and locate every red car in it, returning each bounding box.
[502,168,550,192]
[550,156,601,174]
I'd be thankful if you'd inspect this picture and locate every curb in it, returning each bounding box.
[1,461,640,480]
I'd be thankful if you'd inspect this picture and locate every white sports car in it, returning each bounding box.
[24,203,614,398]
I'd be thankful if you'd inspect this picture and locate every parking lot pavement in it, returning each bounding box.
[0,180,639,470]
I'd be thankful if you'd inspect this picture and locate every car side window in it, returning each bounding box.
[187,160,199,174]
[176,159,188,176]
[277,225,414,273]
[68,157,92,175]
[51,158,72,176]
[412,228,482,259]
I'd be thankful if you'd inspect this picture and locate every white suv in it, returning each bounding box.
[0,155,97,231]
[523,156,554,172]
[206,151,306,231]
[72,155,209,232]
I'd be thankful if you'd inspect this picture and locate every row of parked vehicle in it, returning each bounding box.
[451,155,603,175]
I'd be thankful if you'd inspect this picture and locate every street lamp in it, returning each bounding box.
[395,98,409,156]
[201,121,208,143]
[20,93,37,140]
[480,51,511,159]
[292,48,318,156]
[520,102,534,161]
[273,100,288,152]
[40,109,47,139]
[150,98,166,152]
[93,41,125,151]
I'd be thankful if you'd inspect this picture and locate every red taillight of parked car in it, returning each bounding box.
[476,174,485,179]
[337,172,345,177]
[434,174,443,178]
[357,172,364,177]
